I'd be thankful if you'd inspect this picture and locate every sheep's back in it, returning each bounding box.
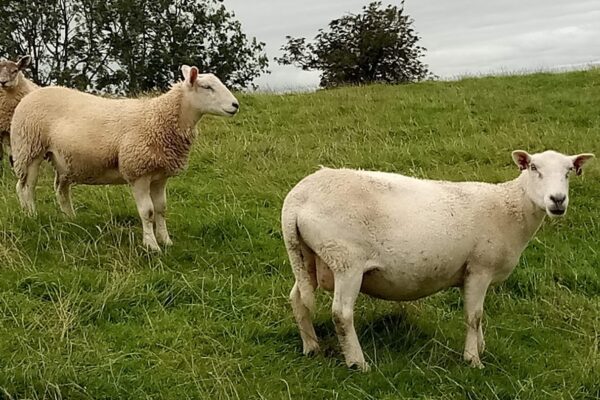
[13,86,146,150]
[289,168,511,264]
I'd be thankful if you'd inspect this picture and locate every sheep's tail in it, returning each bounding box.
[282,203,316,314]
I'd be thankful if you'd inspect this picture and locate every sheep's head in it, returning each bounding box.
[512,150,594,218]
[0,56,31,90]
[180,65,239,117]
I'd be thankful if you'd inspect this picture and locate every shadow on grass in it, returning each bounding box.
[272,309,437,362]
[108,213,139,227]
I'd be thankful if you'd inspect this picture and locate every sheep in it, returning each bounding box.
[0,56,37,166]
[281,150,594,371]
[10,65,239,251]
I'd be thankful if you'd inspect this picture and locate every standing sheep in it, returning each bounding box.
[282,150,594,371]
[0,56,37,166]
[11,65,239,251]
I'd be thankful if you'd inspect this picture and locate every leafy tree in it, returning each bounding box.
[98,0,269,93]
[0,0,268,93]
[276,1,429,88]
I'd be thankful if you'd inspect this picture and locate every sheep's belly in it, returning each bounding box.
[81,169,127,185]
[315,257,465,301]
[360,264,465,301]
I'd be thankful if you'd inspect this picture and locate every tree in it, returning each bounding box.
[97,0,269,93]
[276,1,429,88]
[0,0,268,93]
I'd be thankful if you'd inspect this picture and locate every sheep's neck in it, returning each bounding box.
[153,85,196,142]
[0,87,26,133]
[502,173,546,247]
[178,99,201,135]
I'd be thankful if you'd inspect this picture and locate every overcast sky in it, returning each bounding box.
[221,0,600,91]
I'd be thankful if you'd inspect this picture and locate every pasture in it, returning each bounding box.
[0,69,598,399]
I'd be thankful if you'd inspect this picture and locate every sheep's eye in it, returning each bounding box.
[566,167,574,178]
[201,84,213,91]
[530,164,537,171]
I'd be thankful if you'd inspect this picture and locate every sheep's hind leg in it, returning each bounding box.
[332,268,369,371]
[150,178,172,246]
[131,176,160,252]
[462,271,492,369]
[16,156,43,215]
[289,245,319,355]
[55,178,75,217]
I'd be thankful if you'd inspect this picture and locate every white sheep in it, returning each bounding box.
[0,56,37,165]
[282,150,594,371]
[10,65,239,251]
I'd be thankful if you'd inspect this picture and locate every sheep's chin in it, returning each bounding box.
[222,108,238,116]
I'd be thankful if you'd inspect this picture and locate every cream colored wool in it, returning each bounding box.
[0,56,38,164]
[282,150,593,371]
[11,65,239,251]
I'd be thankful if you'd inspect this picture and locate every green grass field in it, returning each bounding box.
[0,69,599,399]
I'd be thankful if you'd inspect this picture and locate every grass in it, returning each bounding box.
[0,69,599,399]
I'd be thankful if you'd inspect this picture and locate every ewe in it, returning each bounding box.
[282,150,594,371]
[0,56,37,166]
[11,65,238,251]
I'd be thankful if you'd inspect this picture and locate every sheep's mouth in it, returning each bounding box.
[547,208,566,217]
[224,109,238,116]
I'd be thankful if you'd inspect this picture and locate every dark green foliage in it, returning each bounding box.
[277,1,429,87]
[0,0,268,93]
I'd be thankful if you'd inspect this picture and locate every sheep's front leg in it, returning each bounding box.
[462,272,492,368]
[55,178,75,217]
[0,134,8,166]
[150,178,172,246]
[332,270,368,371]
[131,176,160,251]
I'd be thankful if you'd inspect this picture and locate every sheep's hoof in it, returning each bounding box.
[159,237,173,247]
[466,356,484,369]
[464,351,485,369]
[143,240,161,252]
[347,359,370,372]
[62,209,76,218]
[302,342,320,356]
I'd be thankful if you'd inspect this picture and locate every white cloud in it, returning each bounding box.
[222,0,600,90]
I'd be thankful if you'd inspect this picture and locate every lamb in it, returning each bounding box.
[281,150,594,371]
[0,56,37,166]
[10,64,239,251]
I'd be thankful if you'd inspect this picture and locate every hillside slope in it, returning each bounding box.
[0,69,598,399]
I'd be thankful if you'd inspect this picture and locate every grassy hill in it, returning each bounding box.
[0,69,598,399]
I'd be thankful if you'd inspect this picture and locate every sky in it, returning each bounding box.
[221,0,600,91]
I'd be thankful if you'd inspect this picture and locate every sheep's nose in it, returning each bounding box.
[550,194,566,205]
[231,102,239,109]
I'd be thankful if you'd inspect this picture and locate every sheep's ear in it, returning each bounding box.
[512,150,531,171]
[571,153,594,176]
[16,55,31,70]
[181,65,199,86]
